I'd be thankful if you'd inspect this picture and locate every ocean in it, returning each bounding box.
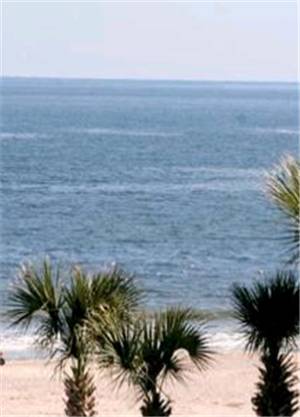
[0,78,298,357]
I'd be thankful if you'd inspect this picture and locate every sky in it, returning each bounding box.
[2,1,298,82]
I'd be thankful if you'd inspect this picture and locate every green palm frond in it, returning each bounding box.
[266,155,300,263]
[158,308,212,376]
[96,317,144,393]
[8,260,141,361]
[7,259,142,417]
[8,259,64,349]
[95,307,213,407]
[8,260,142,416]
[59,267,95,360]
[59,265,141,363]
[90,266,142,318]
[232,270,299,353]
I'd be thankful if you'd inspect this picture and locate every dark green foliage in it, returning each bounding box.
[95,307,213,416]
[232,271,299,416]
[232,270,299,352]
[8,259,141,416]
[8,260,141,360]
[8,260,64,350]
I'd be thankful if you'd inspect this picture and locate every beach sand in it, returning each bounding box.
[3,350,295,416]
[1,351,299,416]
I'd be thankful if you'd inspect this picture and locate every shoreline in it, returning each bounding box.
[2,351,299,416]
[0,317,244,360]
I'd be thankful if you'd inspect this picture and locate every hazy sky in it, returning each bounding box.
[2,1,298,81]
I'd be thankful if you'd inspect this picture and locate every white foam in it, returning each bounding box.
[0,332,34,353]
[209,331,245,352]
[0,328,245,359]
[64,127,180,138]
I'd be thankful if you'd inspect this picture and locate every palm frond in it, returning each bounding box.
[8,259,64,348]
[232,270,299,353]
[60,265,141,361]
[95,317,145,396]
[266,155,300,264]
[8,260,143,416]
[91,266,142,317]
[95,307,213,404]
[154,308,213,384]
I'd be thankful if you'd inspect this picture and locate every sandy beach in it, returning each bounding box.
[3,350,296,416]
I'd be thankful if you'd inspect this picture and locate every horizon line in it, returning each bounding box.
[1,75,298,84]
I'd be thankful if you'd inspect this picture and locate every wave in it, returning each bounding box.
[0,165,262,194]
[64,127,181,138]
[0,332,38,359]
[0,178,260,194]
[175,166,262,178]
[209,330,244,351]
[0,328,244,359]
[0,307,235,359]
[1,308,295,359]
[0,132,48,140]
[252,127,299,136]
[44,182,259,194]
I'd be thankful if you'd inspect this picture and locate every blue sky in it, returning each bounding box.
[2,1,298,81]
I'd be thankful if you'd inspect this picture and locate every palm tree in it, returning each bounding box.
[266,155,300,264]
[8,259,141,416]
[232,270,299,416]
[93,307,213,416]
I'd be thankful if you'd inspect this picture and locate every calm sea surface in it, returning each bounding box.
[0,78,298,356]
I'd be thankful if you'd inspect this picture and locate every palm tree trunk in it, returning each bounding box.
[252,348,299,416]
[64,358,96,416]
[140,390,172,416]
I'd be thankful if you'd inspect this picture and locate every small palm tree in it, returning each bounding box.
[266,155,300,264]
[232,270,299,416]
[93,307,213,416]
[8,259,141,416]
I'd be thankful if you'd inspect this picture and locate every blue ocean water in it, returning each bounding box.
[0,78,298,356]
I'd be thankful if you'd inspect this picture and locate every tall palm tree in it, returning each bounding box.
[266,155,300,264]
[8,259,141,416]
[232,270,299,416]
[93,307,213,416]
